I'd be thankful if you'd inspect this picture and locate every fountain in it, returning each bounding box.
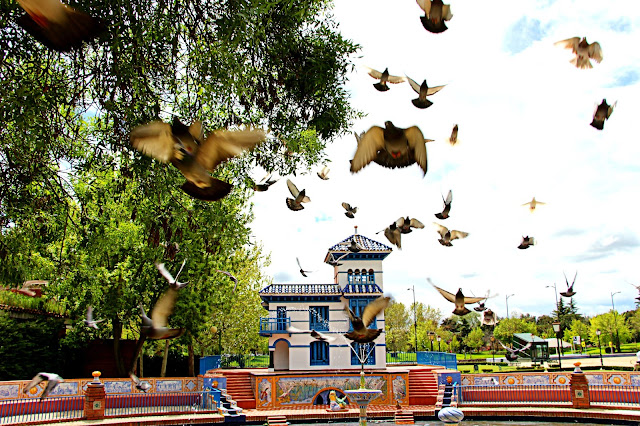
[343,342,382,426]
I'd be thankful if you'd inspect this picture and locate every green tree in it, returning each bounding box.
[493,317,537,344]
[564,318,591,351]
[464,327,484,352]
[384,300,410,352]
[589,311,632,353]
[626,309,640,342]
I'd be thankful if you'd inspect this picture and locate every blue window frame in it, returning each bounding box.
[349,299,377,329]
[310,341,330,366]
[351,342,375,365]
[309,306,329,331]
[276,306,287,331]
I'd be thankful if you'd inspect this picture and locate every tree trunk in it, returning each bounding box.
[128,334,147,375]
[139,347,144,378]
[112,318,127,377]
[188,343,195,377]
[160,340,169,377]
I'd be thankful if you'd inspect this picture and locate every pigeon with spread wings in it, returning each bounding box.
[406,76,446,109]
[317,166,330,180]
[297,257,313,277]
[130,373,152,392]
[287,326,336,343]
[379,222,402,249]
[429,280,484,316]
[483,309,498,326]
[342,202,357,219]
[397,217,425,234]
[433,223,468,246]
[416,0,453,33]
[518,236,535,249]
[560,272,577,297]
[252,173,277,192]
[84,305,105,329]
[344,296,391,343]
[16,0,105,52]
[555,37,602,69]
[286,179,310,211]
[24,372,64,400]
[363,66,407,92]
[435,190,453,219]
[499,341,532,362]
[522,197,545,212]
[350,121,428,175]
[591,99,616,130]
[216,270,238,292]
[130,118,265,201]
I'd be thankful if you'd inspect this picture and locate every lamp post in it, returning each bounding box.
[437,335,442,352]
[429,333,434,351]
[552,321,562,369]
[611,291,621,353]
[491,336,495,363]
[546,283,559,320]
[596,329,603,369]
[408,285,418,352]
[506,294,515,318]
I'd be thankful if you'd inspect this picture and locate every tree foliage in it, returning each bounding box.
[493,317,538,344]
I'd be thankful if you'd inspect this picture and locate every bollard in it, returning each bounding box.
[84,371,106,420]
[569,363,590,409]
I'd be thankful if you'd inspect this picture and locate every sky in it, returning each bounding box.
[248,0,640,320]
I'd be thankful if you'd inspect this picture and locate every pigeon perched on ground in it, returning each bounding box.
[342,202,358,218]
[517,236,535,249]
[344,296,391,343]
[16,0,105,52]
[252,173,277,192]
[130,373,152,393]
[24,372,64,400]
[416,0,453,33]
[379,222,402,249]
[429,280,484,316]
[362,66,407,92]
[522,197,545,212]
[285,179,310,211]
[560,272,577,297]
[287,326,336,342]
[590,99,616,130]
[433,223,468,246]
[555,37,602,69]
[351,121,428,175]
[448,124,459,146]
[297,258,313,277]
[406,76,445,109]
[130,118,265,201]
[482,309,498,326]
[435,190,453,219]
[216,270,238,292]
[84,306,105,329]
[499,341,532,362]
[317,166,330,180]
[397,217,425,234]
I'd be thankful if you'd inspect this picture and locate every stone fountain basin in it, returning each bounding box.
[343,389,382,403]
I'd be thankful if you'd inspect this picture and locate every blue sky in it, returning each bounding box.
[249,0,640,320]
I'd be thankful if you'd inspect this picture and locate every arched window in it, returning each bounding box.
[368,269,375,284]
[353,269,361,283]
[347,269,354,284]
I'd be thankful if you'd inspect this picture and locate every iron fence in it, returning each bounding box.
[0,396,84,425]
[105,391,218,417]
[589,385,640,407]
[386,351,417,365]
[219,354,269,368]
[456,384,571,405]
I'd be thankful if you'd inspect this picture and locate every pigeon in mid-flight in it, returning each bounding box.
[342,202,358,218]
[474,301,487,312]
[448,124,459,146]
[16,0,105,52]
[130,373,152,393]
[429,280,485,316]
[406,76,446,109]
[560,272,577,297]
[499,341,532,361]
[317,166,330,180]
[397,217,425,234]
[285,179,310,211]
[522,197,545,212]
[24,372,64,400]
[362,66,407,92]
[344,296,391,343]
[252,173,278,192]
[216,270,238,292]
[327,253,348,267]
[555,37,602,69]
[435,190,453,219]
[350,121,428,175]
[379,222,402,249]
[590,99,616,130]
[297,258,313,277]
[416,0,453,33]
[130,118,265,201]
[84,306,105,329]
[433,223,468,246]
[518,236,535,249]
[287,326,336,342]
[482,309,498,326]
[348,238,362,253]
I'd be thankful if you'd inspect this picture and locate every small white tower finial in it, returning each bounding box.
[354,225,358,235]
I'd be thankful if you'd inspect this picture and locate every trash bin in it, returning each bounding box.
[473,364,479,372]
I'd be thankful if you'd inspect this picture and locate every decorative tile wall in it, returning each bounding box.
[460,371,640,386]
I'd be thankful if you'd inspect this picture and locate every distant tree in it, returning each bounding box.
[493,317,537,344]
[564,318,591,350]
[589,311,631,353]
[464,327,485,352]
[626,309,640,342]
[536,315,555,338]
[384,300,410,352]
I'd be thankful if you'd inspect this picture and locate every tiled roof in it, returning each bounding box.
[259,284,342,295]
[328,234,392,252]
[342,283,383,294]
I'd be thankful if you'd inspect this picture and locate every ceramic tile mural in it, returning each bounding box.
[0,384,20,398]
[258,378,272,407]
[553,375,569,385]
[155,380,183,392]
[392,375,407,404]
[436,371,461,386]
[631,375,640,386]
[461,372,640,387]
[586,374,604,384]
[104,380,133,394]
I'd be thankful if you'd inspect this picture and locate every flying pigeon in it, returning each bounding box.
[474,301,487,312]
[555,37,602,69]
[416,0,453,34]
[216,270,238,292]
[397,216,425,234]
[348,238,362,253]
[482,309,498,326]
[84,305,105,329]
[344,296,391,343]
[327,253,348,267]
[590,99,616,130]
[448,124,459,146]
[285,179,310,211]
[560,271,577,297]
[522,197,545,212]
[16,0,105,52]
[518,236,535,249]
[499,341,532,362]
[353,131,365,144]
[24,372,64,400]
[362,66,407,92]
[379,222,402,249]
[130,373,152,393]
[297,257,313,277]
[130,118,265,201]
[155,260,188,289]
[405,76,446,109]
[317,166,330,180]
[342,202,358,218]
[287,326,336,342]
[433,223,468,246]
[17,280,39,297]
[350,121,428,175]
[252,173,277,192]
[435,190,453,219]
[429,281,484,316]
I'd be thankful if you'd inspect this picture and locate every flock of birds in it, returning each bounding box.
[8,0,620,396]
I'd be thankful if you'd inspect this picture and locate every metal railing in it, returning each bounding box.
[220,353,269,368]
[0,396,84,425]
[259,317,291,334]
[417,351,458,369]
[456,384,571,405]
[589,385,640,407]
[105,391,217,417]
[386,351,417,365]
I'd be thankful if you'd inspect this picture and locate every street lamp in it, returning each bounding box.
[546,283,559,320]
[437,335,442,352]
[490,336,495,363]
[596,329,604,369]
[552,321,562,369]
[408,285,418,352]
[506,294,515,318]
[611,291,621,353]
[429,333,434,351]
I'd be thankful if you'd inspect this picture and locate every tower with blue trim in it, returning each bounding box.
[259,226,392,371]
